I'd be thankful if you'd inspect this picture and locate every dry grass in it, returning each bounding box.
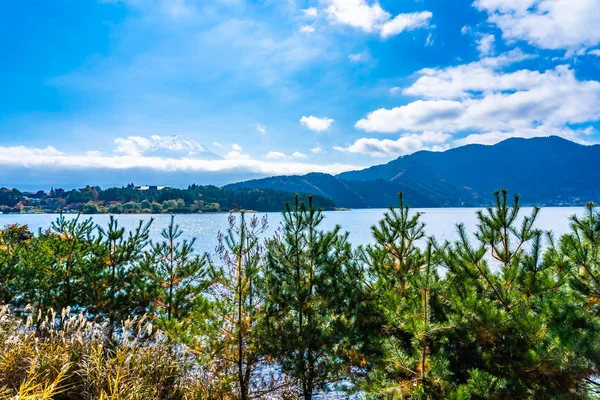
[0,306,227,400]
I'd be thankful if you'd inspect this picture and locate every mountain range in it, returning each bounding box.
[225,136,600,208]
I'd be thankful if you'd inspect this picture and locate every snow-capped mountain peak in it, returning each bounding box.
[145,135,221,160]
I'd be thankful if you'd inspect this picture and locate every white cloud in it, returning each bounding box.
[226,143,249,159]
[225,151,250,160]
[359,66,600,134]
[255,123,267,134]
[292,151,308,158]
[425,32,434,47]
[589,49,600,56]
[0,144,359,176]
[300,116,335,132]
[474,0,600,51]
[334,131,451,157]
[403,50,539,99]
[302,7,318,17]
[380,11,432,39]
[356,49,600,149]
[300,25,315,34]
[476,34,495,57]
[324,0,432,38]
[356,100,464,133]
[348,51,373,63]
[265,151,308,160]
[266,151,290,160]
[212,142,223,148]
[114,136,152,156]
[310,145,324,154]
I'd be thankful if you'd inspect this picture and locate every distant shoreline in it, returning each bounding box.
[0,203,590,217]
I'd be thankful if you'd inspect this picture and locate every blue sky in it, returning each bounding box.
[1,0,600,188]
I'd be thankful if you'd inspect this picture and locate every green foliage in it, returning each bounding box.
[362,194,452,399]
[1,191,600,399]
[3,184,336,214]
[145,215,210,321]
[436,190,599,399]
[91,216,153,337]
[262,196,360,399]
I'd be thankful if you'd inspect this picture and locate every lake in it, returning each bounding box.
[0,207,585,256]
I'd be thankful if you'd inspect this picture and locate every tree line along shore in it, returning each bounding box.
[1,190,600,399]
[0,184,335,214]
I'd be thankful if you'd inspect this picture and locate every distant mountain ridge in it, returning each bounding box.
[226,136,600,208]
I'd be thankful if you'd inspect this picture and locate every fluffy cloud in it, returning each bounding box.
[334,132,451,157]
[266,151,289,160]
[300,116,335,132]
[226,144,249,160]
[476,34,495,57]
[474,0,600,52]
[0,142,358,177]
[380,11,433,39]
[302,7,318,17]
[310,145,323,154]
[403,50,539,99]
[266,151,308,160]
[300,25,315,34]
[292,151,308,159]
[360,51,600,133]
[325,0,432,38]
[356,100,464,133]
[114,136,152,156]
[355,49,600,149]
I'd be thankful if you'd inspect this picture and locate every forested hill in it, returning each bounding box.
[227,136,600,208]
[0,184,335,214]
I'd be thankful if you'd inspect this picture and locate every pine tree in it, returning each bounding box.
[361,194,452,399]
[263,196,357,399]
[439,190,597,398]
[89,216,152,338]
[210,212,281,399]
[145,215,209,321]
[0,224,32,304]
[43,214,95,312]
[11,216,96,315]
[558,202,600,308]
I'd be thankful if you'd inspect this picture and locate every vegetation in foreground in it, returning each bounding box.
[1,190,600,399]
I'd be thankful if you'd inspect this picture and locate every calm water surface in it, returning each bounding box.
[0,207,585,255]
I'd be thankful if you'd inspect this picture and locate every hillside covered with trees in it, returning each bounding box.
[228,136,600,208]
[1,191,600,398]
[0,184,335,214]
